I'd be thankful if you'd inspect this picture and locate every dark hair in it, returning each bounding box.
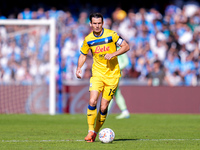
[154,60,161,65]
[173,70,179,76]
[89,12,103,23]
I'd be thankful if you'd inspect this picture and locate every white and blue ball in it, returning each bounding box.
[98,128,115,143]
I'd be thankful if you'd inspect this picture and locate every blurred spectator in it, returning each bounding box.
[184,69,197,86]
[150,33,168,61]
[164,52,181,75]
[165,70,183,86]
[17,8,32,19]
[179,44,190,62]
[147,60,166,86]
[36,7,46,19]
[183,0,199,18]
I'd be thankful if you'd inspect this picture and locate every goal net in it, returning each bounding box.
[0,20,56,115]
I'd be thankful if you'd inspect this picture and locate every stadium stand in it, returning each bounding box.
[0,0,200,86]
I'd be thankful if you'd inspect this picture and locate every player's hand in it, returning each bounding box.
[76,68,82,79]
[104,53,114,60]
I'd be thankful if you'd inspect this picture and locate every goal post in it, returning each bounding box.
[0,19,56,115]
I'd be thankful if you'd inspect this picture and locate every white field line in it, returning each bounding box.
[139,139,200,141]
[1,139,200,143]
[1,140,84,142]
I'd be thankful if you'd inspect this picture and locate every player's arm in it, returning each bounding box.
[76,53,87,79]
[76,39,90,79]
[104,40,130,60]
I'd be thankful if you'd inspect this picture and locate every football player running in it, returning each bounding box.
[76,12,130,142]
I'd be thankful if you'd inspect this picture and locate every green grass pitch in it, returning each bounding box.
[0,114,200,150]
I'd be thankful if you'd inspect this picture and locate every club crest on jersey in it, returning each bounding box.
[95,46,110,53]
[105,38,108,43]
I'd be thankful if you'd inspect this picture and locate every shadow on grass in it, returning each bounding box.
[114,139,139,141]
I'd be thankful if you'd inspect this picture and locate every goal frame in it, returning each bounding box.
[0,19,56,115]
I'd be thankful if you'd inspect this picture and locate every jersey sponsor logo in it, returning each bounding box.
[95,46,110,53]
[87,36,113,46]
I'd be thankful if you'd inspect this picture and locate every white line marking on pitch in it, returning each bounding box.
[1,140,84,142]
[1,139,200,143]
[138,139,200,141]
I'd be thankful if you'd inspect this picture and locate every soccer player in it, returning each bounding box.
[76,12,130,142]
[108,52,130,119]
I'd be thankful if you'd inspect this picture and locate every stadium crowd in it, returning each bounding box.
[0,1,200,86]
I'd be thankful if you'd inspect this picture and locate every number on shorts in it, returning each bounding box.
[108,88,116,97]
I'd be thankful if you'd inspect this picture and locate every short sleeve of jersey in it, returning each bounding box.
[80,39,90,55]
[112,32,124,46]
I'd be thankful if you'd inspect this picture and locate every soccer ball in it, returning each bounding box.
[98,128,115,143]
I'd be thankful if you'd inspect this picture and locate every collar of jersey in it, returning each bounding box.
[93,28,104,37]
